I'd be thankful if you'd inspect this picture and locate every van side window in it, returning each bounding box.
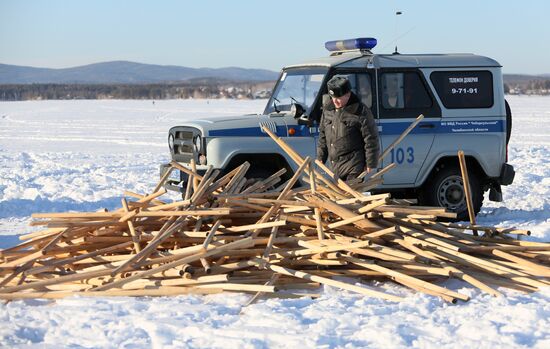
[381,72,432,109]
[430,71,494,109]
[355,74,373,108]
[382,73,403,109]
[378,70,441,119]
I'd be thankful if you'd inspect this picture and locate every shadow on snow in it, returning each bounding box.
[0,197,122,219]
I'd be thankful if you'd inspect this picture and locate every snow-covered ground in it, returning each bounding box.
[0,97,549,348]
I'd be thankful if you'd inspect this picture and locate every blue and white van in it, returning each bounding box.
[162,37,515,220]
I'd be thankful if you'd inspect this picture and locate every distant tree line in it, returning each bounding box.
[504,79,550,95]
[0,80,274,101]
[4,79,549,101]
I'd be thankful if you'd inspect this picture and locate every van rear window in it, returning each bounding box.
[430,71,493,109]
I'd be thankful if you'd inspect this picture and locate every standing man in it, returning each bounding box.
[317,76,380,181]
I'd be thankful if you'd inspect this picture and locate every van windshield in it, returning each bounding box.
[264,68,327,115]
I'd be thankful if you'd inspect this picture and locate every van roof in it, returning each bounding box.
[283,52,501,70]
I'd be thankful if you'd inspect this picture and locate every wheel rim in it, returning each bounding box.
[436,175,466,212]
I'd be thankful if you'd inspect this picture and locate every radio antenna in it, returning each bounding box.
[394,10,403,54]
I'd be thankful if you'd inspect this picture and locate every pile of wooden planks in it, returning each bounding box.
[1,128,549,304]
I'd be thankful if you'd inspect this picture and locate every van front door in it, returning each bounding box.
[318,70,377,169]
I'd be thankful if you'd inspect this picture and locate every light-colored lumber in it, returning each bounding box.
[1,129,548,304]
[121,198,141,253]
[378,114,424,163]
[0,287,224,300]
[341,255,469,302]
[252,259,403,302]
[92,237,254,291]
[458,150,477,235]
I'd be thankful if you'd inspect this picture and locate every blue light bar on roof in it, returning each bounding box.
[325,37,377,52]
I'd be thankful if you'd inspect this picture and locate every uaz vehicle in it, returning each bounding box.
[161,37,515,220]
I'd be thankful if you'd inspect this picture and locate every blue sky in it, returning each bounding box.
[1,0,548,74]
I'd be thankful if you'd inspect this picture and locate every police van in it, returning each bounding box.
[162,37,515,220]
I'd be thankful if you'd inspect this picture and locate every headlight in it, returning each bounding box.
[168,134,174,150]
[193,135,202,153]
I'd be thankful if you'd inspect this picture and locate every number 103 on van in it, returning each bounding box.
[390,147,414,164]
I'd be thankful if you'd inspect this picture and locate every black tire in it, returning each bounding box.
[420,164,483,221]
[505,99,512,145]
[243,167,274,188]
[246,167,273,180]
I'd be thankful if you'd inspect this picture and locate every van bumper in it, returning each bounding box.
[487,164,515,202]
[159,163,185,193]
[159,162,209,193]
[499,163,515,186]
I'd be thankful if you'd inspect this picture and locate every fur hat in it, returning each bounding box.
[327,76,351,97]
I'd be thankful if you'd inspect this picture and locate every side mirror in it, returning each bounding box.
[297,114,313,127]
[290,103,305,119]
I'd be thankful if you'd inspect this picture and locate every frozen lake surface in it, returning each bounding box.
[0,96,548,348]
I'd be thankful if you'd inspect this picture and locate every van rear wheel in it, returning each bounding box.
[420,164,483,221]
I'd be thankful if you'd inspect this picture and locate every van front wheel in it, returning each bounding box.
[420,164,483,221]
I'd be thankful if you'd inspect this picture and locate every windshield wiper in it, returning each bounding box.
[272,97,280,113]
